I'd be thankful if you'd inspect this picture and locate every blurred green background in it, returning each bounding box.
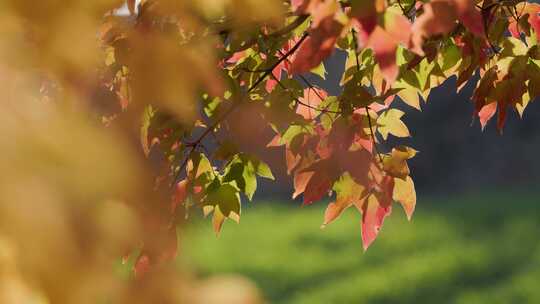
[179,191,540,304]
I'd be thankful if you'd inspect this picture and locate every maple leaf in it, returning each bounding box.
[377,109,410,140]
[301,159,340,205]
[383,146,417,179]
[296,88,328,119]
[350,0,378,46]
[327,117,355,153]
[376,175,395,208]
[356,194,392,251]
[290,1,344,74]
[454,0,484,36]
[477,102,497,130]
[508,3,540,41]
[472,67,498,130]
[337,149,373,187]
[494,80,526,134]
[322,173,367,226]
[392,176,416,220]
[286,145,302,174]
[411,0,483,54]
[293,170,315,199]
[527,62,540,98]
[204,183,241,218]
[367,27,400,84]
[353,9,412,85]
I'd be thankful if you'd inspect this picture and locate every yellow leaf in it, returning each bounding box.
[397,88,421,110]
[212,206,226,235]
[516,91,530,118]
[383,146,417,178]
[322,173,366,227]
[392,176,416,220]
[377,109,410,140]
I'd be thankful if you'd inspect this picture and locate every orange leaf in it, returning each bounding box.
[323,202,346,226]
[293,171,314,199]
[477,102,497,130]
[296,88,327,120]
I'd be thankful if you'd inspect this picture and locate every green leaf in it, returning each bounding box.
[280,125,310,145]
[416,58,436,90]
[204,183,241,218]
[223,161,247,194]
[440,43,460,71]
[311,62,327,79]
[223,154,274,201]
[255,160,274,180]
[243,170,257,201]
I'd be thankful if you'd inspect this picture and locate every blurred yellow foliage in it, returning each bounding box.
[0,0,272,303]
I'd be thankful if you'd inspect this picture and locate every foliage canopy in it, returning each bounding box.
[1,0,539,301]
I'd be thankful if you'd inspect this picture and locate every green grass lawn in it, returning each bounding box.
[179,192,540,304]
